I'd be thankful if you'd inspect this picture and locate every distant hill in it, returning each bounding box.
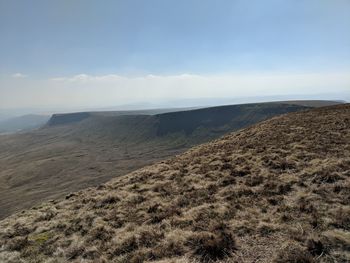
[46,102,310,140]
[0,114,50,134]
[0,104,349,262]
[45,100,343,128]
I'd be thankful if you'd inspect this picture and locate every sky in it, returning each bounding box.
[0,0,349,111]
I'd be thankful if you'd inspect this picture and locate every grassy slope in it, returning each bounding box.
[0,104,349,262]
[0,103,307,219]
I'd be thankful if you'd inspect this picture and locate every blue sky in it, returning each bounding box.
[0,0,349,110]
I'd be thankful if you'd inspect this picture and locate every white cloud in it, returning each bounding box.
[1,71,350,109]
[48,71,350,97]
[11,73,28,78]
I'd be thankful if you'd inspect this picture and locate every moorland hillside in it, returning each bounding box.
[0,104,349,262]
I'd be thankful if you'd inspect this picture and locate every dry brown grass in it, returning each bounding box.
[0,104,349,262]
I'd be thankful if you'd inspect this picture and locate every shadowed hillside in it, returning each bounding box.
[276,100,344,108]
[0,102,308,219]
[45,108,198,127]
[0,104,349,262]
[156,103,305,136]
[46,112,92,126]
